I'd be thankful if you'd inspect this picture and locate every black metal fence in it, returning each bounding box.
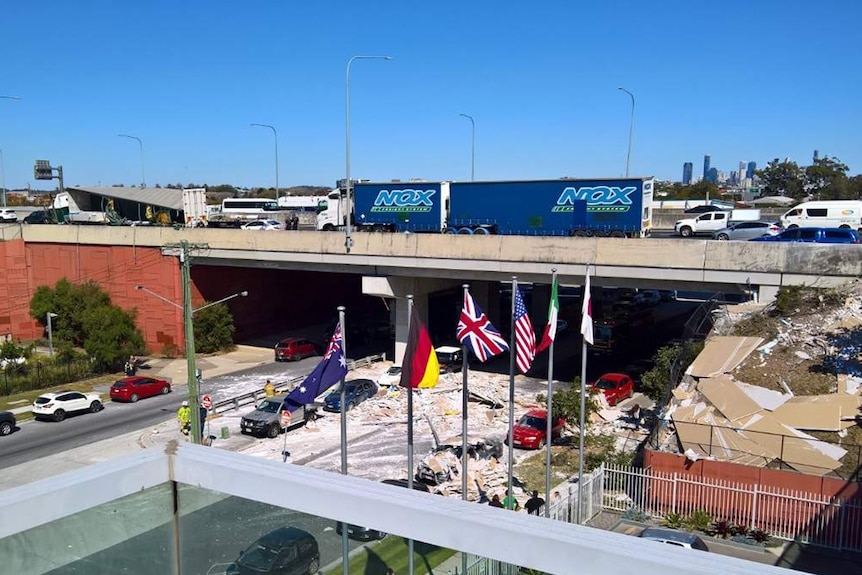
[1,359,97,396]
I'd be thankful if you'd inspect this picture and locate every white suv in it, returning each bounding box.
[0,209,17,223]
[33,391,103,422]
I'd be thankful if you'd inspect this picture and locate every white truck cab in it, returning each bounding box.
[674,211,730,237]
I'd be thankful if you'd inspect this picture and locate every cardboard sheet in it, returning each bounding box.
[698,375,762,421]
[687,336,764,378]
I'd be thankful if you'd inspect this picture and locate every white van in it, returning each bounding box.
[781,200,862,231]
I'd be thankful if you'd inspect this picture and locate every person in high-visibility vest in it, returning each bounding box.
[264,379,275,398]
[177,401,191,435]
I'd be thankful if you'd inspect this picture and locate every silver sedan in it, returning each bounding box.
[712,220,781,241]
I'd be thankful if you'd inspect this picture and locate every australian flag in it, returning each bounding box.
[286,324,348,405]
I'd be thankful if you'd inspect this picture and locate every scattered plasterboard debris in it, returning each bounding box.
[771,402,842,431]
[687,336,764,378]
[697,375,762,422]
[737,412,845,474]
[735,381,792,411]
[826,316,862,333]
[838,374,862,396]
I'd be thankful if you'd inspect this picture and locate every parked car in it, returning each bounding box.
[0,411,16,436]
[509,409,566,450]
[109,376,171,403]
[712,220,781,241]
[336,479,431,541]
[226,527,320,575]
[377,364,402,387]
[632,290,661,307]
[0,208,17,223]
[658,290,678,302]
[683,205,726,214]
[638,527,709,551]
[323,379,378,412]
[274,337,318,362]
[241,219,283,231]
[240,394,312,438]
[416,436,503,485]
[589,373,635,406]
[749,227,861,244]
[32,391,103,422]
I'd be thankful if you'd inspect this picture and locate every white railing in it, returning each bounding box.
[546,465,604,524]
[601,464,862,552]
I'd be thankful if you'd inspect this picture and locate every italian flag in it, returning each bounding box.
[400,305,439,389]
[537,276,559,353]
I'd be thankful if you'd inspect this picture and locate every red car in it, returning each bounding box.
[509,409,566,450]
[110,376,171,403]
[274,337,318,362]
[590,373,634,406]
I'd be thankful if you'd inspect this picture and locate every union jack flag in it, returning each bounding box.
[325,324,343,359]
[457,289,509,362]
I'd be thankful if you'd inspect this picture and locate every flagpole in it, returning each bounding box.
[545,268,557,517]
[507,277,517,514]
[577,266,589,524]
[405,294,416,575]
[338,306,349,575]
[460,284,470,575]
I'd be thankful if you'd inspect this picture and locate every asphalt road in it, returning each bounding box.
[0,358,321,470]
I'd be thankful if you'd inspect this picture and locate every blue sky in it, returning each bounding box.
[1,1,859,190]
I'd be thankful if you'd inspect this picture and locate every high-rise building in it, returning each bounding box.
[707,167,719,184]
[814,150,820,162]
[746,161,756,179]
[737,162,746,186]
[703,155,711,181]
[682,162,693,185]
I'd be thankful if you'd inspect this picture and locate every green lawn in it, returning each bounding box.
[325,536,456,575]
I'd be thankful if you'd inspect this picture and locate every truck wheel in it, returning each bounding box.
[573,230,587,237]
[474,227,490,235]
[456,227,474,235]
[268,423,280,438]
[679,226,693,238]
[322,224,335,232]
[610,231,625,238]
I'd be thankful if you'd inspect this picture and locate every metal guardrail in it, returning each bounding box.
[210,353,386,415]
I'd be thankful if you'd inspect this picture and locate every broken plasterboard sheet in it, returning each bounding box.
[739,412,846,464]
[670,402,711,423]
[687,336,764,378]
[671,386,693,401]
[826,315,862,333]
[784,394,861,420]
[838,374,862,395]
[674,421,770,467]
[698,375,762,421]
[771,402,842,431]
[735,381,792,411]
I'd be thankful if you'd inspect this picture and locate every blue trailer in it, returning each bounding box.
[353,182,448,233]
[448,178,653,237]
[342,177,653,237]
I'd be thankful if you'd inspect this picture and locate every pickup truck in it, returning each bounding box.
[674,211,731,237]
[239,394,316,438]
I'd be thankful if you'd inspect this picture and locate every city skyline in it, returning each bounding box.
[1,1,860,190]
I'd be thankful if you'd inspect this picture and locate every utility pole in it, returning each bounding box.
[166,239,209,445]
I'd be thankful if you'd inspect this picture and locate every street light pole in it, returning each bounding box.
[345,55,393,253]
[250,124,279,200]
[0,96,21,208]
[47,313,58,356]
[118,134,146,188]
[458,114,475,181]
[617,87,635,178]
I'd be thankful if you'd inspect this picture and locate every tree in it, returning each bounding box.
[805,155,850,200]
[192,303,236,354]
[640,341,702,401]
[30,279,146,370]
[756,159,804,198]
[537,377,600,429]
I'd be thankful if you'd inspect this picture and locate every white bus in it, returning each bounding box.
[277,195,327,213]
[781,200,862,231]
[221,198,280,214]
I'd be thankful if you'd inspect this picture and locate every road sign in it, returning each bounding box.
[280,410,291,428]
[201,395,213,410]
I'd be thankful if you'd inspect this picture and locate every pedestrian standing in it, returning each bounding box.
[176,401,191,435]
[524,490,545,515]
[264,379,276,397]
[502,490,520,511]
[488,494,504,508]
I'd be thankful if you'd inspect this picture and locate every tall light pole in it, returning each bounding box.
[458,113,476,181]
[250,123,279,200]
[345,54,393,253]
[136,283,248,444]
[47,312,58,356]
[118,134,146,188]
[617,87,635,177]
[0,96,21,207]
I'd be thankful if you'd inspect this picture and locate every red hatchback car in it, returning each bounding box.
[110,376,171,403]
[510,409,566,450]
[590,373,635,406]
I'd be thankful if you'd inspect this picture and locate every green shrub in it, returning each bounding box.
[621,507,649,522]
[683,509,712,532]
[662,512,683,529]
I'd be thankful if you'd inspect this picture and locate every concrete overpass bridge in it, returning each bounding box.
[3,225,860,361]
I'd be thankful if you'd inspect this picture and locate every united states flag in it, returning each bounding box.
[513,285,536,374]
[457,289,509,362]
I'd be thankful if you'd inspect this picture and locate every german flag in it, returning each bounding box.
[400,305,439,389]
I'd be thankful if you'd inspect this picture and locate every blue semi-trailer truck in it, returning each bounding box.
[316,177,653,237]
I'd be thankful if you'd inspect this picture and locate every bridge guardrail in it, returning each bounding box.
[210,353,386,416]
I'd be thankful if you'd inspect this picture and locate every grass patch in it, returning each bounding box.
[514,446,581,495]
[324,536,456,575]
[0,372,122,421]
